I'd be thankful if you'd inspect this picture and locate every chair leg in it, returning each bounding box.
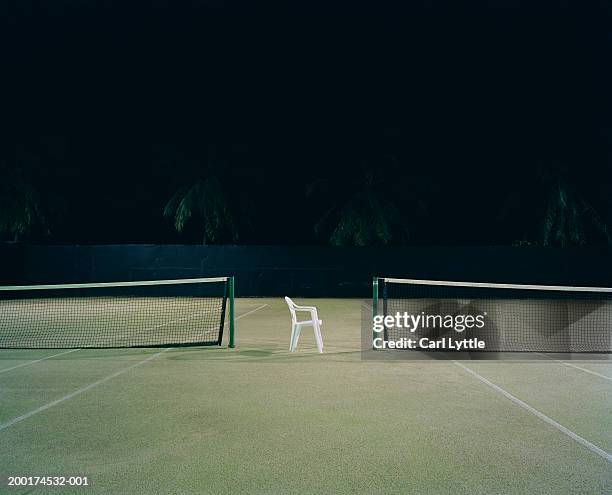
[289,324,296,351]
[314,323,323,353]
[292,325,301,351]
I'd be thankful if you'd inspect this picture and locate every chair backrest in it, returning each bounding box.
[284,296,297,324]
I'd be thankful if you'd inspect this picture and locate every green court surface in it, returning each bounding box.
[0,298,610,494]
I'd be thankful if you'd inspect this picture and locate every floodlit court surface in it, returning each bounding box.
[0,298,610,494]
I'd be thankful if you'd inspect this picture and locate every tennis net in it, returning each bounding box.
[0,277,234,349]
[375,277,612,353]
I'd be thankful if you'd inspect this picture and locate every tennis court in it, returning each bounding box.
[0,295,610,494]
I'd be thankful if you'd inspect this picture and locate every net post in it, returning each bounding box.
[372,277,378,349]
[382,279,388,343]
[228,276,235,348]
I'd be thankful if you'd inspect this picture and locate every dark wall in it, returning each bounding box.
[2,244,612,296]
[0,243,24,285]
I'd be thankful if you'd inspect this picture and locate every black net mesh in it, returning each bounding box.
[381,279,612,353]
[0,278,228,349]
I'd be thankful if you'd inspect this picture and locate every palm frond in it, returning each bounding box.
[578,196,612,246]
[163,176,240,244]
[0,164,49,241]
[537,176,610,247]
[309,163,429,246]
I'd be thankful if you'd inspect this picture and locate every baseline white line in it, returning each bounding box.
[0,349,81,374]
[235,304,268,320]
[454,361,612,464]
[0,349,170,432]
[559,361,612,382]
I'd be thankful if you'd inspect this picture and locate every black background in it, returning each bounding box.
[2,1,611,245]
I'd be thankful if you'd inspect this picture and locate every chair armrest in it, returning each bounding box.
[293,305,318,311]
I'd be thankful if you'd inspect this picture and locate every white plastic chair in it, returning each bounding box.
[284,297,323,353]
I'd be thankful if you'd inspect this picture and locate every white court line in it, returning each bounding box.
[534,353,612,382]
[0,349,80,374]
[0,304,267,432]
[0,349,170,432]
[454,361,612,464]
[135,303,267,336]
[558,361,612,382]
[235,304,268,320]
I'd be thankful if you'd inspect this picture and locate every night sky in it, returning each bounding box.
[2,1,611,245]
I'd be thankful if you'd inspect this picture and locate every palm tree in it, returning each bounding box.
[500,164,611,247]
[540,174,611,246]
[162,146,251,244]
[164,175,238,244]
[0,159,49,242]
[308,162,429,246]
